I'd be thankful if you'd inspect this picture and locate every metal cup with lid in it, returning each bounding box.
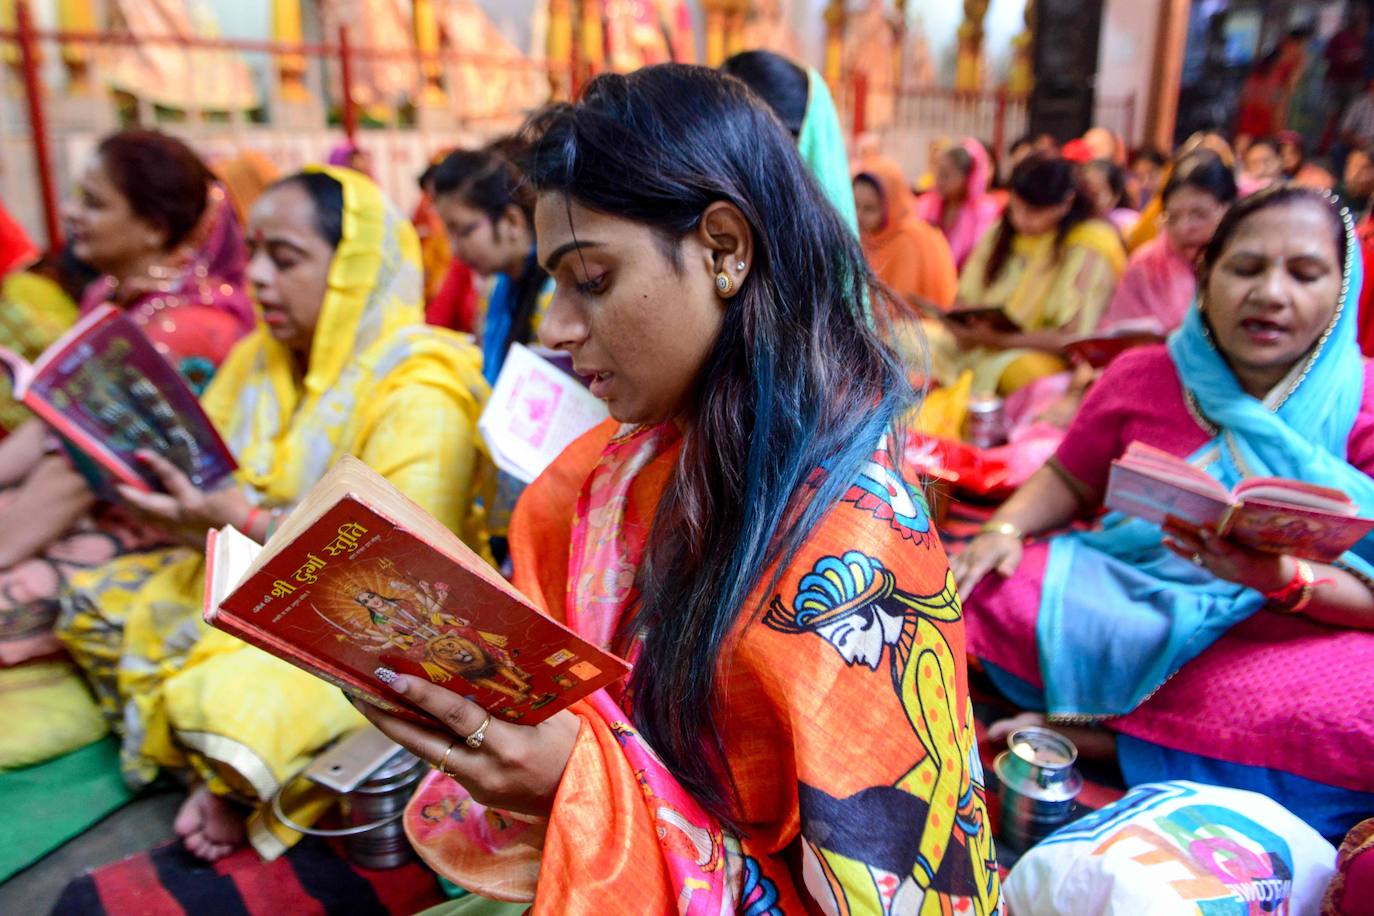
[993,726,1085,853]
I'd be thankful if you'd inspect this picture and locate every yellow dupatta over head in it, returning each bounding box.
[202,166,490,529]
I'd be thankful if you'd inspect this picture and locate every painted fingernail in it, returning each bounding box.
[374,666,399,685]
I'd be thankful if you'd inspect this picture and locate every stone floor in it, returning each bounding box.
[0,788,181,915]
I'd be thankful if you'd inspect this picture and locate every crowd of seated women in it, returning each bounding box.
[0,47,1369,914]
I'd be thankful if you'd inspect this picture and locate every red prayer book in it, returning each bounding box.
[0,303,235,492]
[1063,320,1167,368]
[204,456,628,726]
[1105,442,1374,563]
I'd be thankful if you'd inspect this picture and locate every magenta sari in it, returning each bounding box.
[1101,234,1198,332]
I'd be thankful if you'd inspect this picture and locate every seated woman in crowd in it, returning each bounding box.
[953,186,1374,837]
[914,138,1000,269]
[1277,130,1335,190]
[359,64,1001,914]
[1239,136,1285,196]
[854,155,958,310]
[0,130,252,674]
[1128,130,1235,252]
[927,154,1125,397]
[1101,150,1236,333]
[430,145,552,386]
[57,167,493,862]
[1080,158,1139,237]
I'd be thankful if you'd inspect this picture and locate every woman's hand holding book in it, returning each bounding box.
[117,449,255,545]
[353,670,580,818]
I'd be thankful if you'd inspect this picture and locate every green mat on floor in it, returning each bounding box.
[0,737,133,883]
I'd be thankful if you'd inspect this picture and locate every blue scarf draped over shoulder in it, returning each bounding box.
[1037,198,1374,720]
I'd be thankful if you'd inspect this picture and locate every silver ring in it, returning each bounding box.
[1191,553,1204,566]
[465,714,492,750]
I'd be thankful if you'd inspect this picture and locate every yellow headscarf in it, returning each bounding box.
[203,166,490,509]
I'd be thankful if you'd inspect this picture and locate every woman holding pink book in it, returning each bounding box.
[954,184,1374,837]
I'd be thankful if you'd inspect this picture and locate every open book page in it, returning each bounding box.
[204,524,263,620]
[211,457,628,726]
[1233,478,1356,514]
[1105,460,1233,530]
[478,343,610,484]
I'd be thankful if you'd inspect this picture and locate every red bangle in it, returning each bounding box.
[1265,559,1316,613]
[242,506,264,535]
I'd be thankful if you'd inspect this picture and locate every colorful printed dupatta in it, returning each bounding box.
[406,422,1001,914]
[1037,198,1374,721]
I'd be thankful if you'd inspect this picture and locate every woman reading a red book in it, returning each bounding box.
[56,167,493,862]
[0,131,253,692]
[358,65,1002,915]
[953,185,1374,838]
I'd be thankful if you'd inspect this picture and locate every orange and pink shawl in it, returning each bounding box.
[405,420,1001,914]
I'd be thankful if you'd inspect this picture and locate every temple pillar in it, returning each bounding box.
[892,0,908,90]
[269,0,322,127]
[413,0,455,128]
[703,0,727,67]
[724,0,749,58]
[578,0,604,78]
[822,0,845,87]
[548,0,574,100]
[955,0,988,92]
[56,0,95,96]
[1006,0,1035,94]
[1146,0,1188,149]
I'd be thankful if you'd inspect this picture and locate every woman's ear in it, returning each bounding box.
[697,201,753,299]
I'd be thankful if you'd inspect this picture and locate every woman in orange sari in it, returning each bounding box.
[358,65,1000,914]
[854,155,959,310]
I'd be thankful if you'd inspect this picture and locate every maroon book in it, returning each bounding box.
[206,456,628,726]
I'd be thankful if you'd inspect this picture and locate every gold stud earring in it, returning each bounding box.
[715,272,734,296]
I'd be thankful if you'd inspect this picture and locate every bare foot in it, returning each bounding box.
[173,783,247,862]
[987,712,1117,762]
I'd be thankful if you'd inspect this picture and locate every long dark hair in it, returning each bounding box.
[984,154,1095,283]
[523,64,912,825]
[432,144,545,353]
[719,50,809,137]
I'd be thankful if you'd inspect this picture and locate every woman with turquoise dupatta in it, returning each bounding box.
[954,185,1374,837]
[721,50,858,234]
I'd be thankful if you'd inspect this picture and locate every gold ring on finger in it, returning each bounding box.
[438,740,457,778]
[465,714,492,750]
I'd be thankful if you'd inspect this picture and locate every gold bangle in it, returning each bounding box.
[980,521,1024,540]
[1289,559,1316,614]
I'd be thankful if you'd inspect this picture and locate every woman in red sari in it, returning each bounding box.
[358,65,1001,914]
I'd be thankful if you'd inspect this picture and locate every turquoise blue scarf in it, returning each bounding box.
[798,68,858,236]
[1038,198,1374,720]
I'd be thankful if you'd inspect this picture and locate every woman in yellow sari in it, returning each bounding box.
[56,166,492,862]
[927,153,1125,399]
